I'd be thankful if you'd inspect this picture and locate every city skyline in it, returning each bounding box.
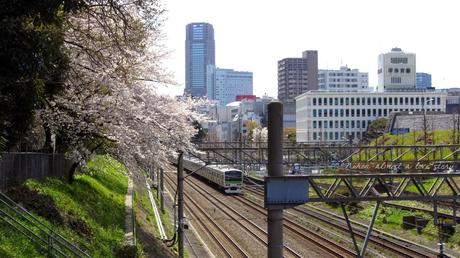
[159,0,460,97]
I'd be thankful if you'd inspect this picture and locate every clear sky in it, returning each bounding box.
[158,0,460,97]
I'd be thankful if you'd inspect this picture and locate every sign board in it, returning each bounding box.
[391,128,410,135]
[264,176,309,208]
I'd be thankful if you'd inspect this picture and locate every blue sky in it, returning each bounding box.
[157,0,460,97]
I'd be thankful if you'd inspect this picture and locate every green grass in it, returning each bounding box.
[353,129,460,162]
[0,155,128,257]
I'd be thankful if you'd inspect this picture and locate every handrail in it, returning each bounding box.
[0,190,91,257]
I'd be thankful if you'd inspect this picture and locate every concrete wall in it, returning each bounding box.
[0,152,73,190]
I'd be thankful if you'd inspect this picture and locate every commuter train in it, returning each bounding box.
[183,157,243,194]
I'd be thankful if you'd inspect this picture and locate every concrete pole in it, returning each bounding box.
[177,152,185,258]
[160,168,165,213]
[267,101,284,258]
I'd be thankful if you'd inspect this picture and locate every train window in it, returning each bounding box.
[225,171,242,181]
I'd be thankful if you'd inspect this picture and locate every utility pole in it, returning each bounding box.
[160,167,165,213]
[267,101,283,258]
[177,152,184,258]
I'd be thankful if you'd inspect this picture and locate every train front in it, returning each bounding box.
[224,170,243,194]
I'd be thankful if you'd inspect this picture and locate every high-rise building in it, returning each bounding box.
[416,72,432,89]
[277,50,318,127]
[377,48,416,92]
[207,65,253,106]
[318,66,368,91]
[185,23,215,97]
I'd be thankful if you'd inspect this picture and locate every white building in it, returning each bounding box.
[295,90,447,143]
[205,96,274,142]
[377,48,416,92]
[318,66,368,91]
[207,65,253,106]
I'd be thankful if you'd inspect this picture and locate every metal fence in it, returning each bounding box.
[0,152,73,190]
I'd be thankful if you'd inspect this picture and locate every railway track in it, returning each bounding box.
[165,173,305,257]
[243,185,440,258]
[164,174,251,257]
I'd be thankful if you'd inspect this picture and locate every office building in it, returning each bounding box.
[377,48,416,92]
[318,66,368,91]
[278,50,318,127]
[416,72,432,89]
[185,23,215,97]
[296,91,446,142]
[207,66,253,106]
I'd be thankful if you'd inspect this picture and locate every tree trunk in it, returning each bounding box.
[68,162,79,184]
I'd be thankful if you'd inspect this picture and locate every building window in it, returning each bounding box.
[357,109,360,117]
[388,68,393,73]
[313,121,317,128]
[357,98,360,105]
[329,109,333,117]
[378,97,382,105]
[340,109,344,117]
[383,98,387,105]
[346,109,349,117]
[406,68,411,73]
[329,98,333,105]
[373,109,377,116]
[329,121,333,128]
[335,109,339,117]
[313,98,316,105]
[313,132,317,140]
[410,97,414,105]
[346,98,349,105]
[391,77,402,83]
[362,120,366,128]
[319,109,322,117]
[405,97,409,105]
[318,98,322,105]
[318,121,322,128]
[324,109,328,117]
[394,97,398,105]
[437,97,441,105]
[367,109,371,116]
[367,98,371,105]
[335,98,338,105]
[351,109,355,117]
[340,121,344,128]
[335,121,338,128]
[346,121,350,128]
[340,98,344,105]
[351,120,355,128]
[313,109,317,117]
[373,98,376,105]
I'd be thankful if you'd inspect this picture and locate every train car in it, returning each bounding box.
[183,158,243,194]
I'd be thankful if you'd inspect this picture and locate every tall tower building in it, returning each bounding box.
[377,48,416,92]
[277,50,318,127]
[185,23,215,97]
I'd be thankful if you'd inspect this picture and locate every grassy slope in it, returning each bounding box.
[0,155,128,257]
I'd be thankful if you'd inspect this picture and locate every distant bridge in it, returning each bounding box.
[194,142,460,171]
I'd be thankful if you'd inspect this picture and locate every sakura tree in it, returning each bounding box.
[39,0,206,171]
